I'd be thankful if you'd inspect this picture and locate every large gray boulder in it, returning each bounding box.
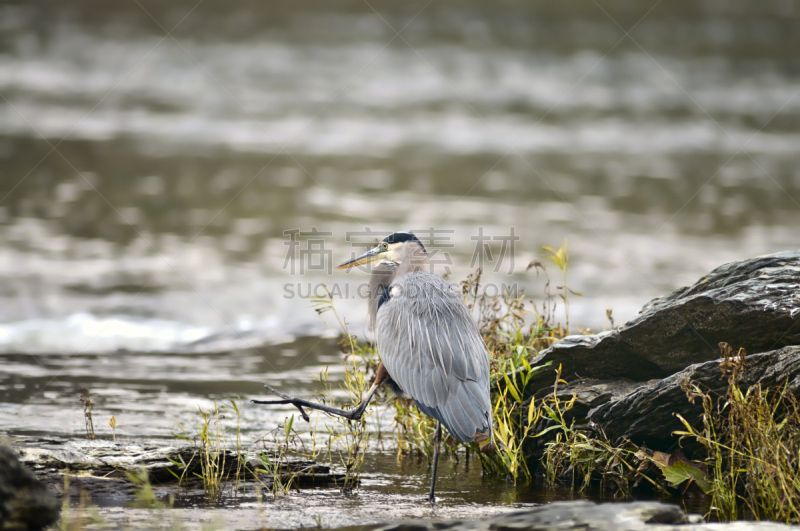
[525,251,800,398]
[587,346,800,454]
[0,446,60,531]
[520,251,800,459]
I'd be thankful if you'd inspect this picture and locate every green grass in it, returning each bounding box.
[172,400,246,499]
[254,413,305,497]
[528,366,668,496]
[170,398,318,499]
[313,287,373,492]
[675,350,800,523]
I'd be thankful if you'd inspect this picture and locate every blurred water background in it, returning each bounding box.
[1,0,799,452]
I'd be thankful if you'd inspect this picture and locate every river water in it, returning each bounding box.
[0,0,798,526]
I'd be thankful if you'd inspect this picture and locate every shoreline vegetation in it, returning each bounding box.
[322,244,800,524]
[45,246,800,529]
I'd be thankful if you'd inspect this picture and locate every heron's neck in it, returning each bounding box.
[367,251,429,329]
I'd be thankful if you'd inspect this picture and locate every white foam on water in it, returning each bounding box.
[0,313,211,354]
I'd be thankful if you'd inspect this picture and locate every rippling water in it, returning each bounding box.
[1,0,799,492]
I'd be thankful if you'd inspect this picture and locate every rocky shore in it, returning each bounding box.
[523,251,800,459]
[2,441,795,530]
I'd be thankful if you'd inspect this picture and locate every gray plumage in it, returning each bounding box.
[367,234,428,330]
[374,271,492,444]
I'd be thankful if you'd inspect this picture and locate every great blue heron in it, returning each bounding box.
[256,232,493,502]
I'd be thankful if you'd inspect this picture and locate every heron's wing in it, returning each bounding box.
[376,272,491,443]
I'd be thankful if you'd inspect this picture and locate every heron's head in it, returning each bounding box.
[336,232,427,271]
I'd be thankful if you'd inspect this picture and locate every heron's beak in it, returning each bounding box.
[336,246,383,270]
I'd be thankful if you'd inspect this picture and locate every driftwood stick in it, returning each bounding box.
[253,364,390,423]
[252,382,380,423]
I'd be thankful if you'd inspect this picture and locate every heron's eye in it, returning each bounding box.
[381,242,389,251]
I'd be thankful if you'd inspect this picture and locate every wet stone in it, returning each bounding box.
[531,378,645,426]
[587,346,800,455]
[10,436,342,500]
[522,251,800,455]
[0,445,60,531]
[350,501,791,531]
[524,251,800,395]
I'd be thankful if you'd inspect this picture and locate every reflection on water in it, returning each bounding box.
[0,337,351,438]
[105,452,705,530]
[83,450,629,530]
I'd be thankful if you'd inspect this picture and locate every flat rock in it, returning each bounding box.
[587,346,800,454]
[10,436,341,499]
[525,251,800,396]
[0,445,60,531]
[351,500,790,531]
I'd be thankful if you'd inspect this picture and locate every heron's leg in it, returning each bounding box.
[428,421,442,503]
[253,363,389,423]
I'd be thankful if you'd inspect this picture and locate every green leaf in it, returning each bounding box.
[532,423,564,438]
[545,409,560,423]
[285,414,294,441]
[673,414,700,437]
[527,398,538,426]
[659,461,712,494]
[543,243,568,271]
[503,373,522,403]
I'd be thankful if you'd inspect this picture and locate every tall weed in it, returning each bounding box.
[675,349,800,523]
